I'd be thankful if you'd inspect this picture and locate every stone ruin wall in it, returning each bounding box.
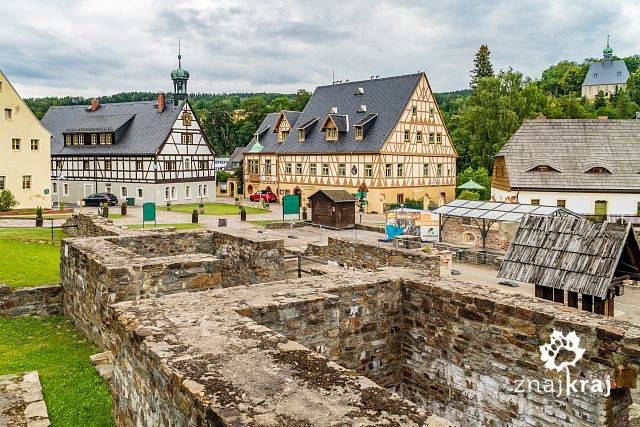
[0,284,62,317]
[440,216,517,252]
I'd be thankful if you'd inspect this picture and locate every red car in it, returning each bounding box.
[249,190,277,203]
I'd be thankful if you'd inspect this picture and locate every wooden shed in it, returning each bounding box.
[499,215,640,316]
[308,190,356,229]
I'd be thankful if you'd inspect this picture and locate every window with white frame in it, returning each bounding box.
[105,184,112,194]
[203,184,208,197]
[22,175,32,190]
[0,176,5,190]
[4,108,12,119]
[137,188,143,198]
[165,186,170,201]
[171,186,176,200]
[185,185,191,199]
[198,184,203,198]
[104,160,111,171]
[136,160,143,171]
[63,183,69,196]
[52,182,57,194]
[181,134,193,144]
[31,139,39,150]
[120,186,128,197]
[11,138,20,150]
[184,157,191,170]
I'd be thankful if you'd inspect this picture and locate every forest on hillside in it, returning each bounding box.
[25,47,640,200]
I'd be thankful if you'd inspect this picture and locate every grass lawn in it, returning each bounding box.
[104,213,127,219]
[0,228,67,288]
[124,223,202,230]
[160,202,267,215]
[0,316,114,426]
[248,220,284,227]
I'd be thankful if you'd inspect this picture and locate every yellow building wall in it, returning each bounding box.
[581,83,626,100]
[0,70,52,209]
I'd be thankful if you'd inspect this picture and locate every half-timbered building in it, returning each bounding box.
[42,55,216,206]
[243,72,457,213]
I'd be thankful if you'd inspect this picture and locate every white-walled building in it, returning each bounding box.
[42,54,216,207]
[491,118,640,217]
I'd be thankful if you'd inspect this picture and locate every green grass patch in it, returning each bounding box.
[124,223,202,230]
[160,203,267,215]
[104,213,127,219]
[0,228,67,287]
[0,316,114,426]
[247,220,284,227]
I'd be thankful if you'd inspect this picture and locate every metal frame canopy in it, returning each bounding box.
[433,199,581,248]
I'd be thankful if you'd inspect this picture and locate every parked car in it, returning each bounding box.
[249,190,277,203]
[83,193,119,207]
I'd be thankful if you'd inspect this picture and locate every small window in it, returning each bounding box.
[0,176,5,190]
[52,182,57,194]
[104,160,112,171]
[429,132,435,144]
[105,184,112,194]
[326,128,338,140]
[310,163,317,175]
[11,138,20,150]
[281,130,289,141]
[437,164,443,176]
[4,108,12,119]
[184,158,191,170]
[593,73,598,78]
[412,105,417,115]
[298,129,305,142]
[586,166,611,174]
[199,160,208,170]
[0,81,3,91]
[557,200,566,208]
[436,132,442,144]
[91,134,97,145]
[83,160,90,170]
[531,199,540,206]
[416,131,422,143]
[181,134,193,144]
[397,163,404,177]
[203,184,208,197]
[136,160,143,171]
[285,163,292,174]
[164,186,170,201]
[617,71,622,76]
[423,163,429,176]
[265,159,272,175]
[355,126,363,140]
[170,186,176,200]
[137,188,143,198]
[63,183,69,196]
[121,186,128,197]
[338,163,346,176]
[385,164,392,177]
[30,139,39,150]
[429,108,435,119]
[404,130,410,142]
[322,163,329,176]
[185,185,191,199]
[365,164,373,177]
[65,135,71,145]
[296,163,302,175]
[22,175,32,190]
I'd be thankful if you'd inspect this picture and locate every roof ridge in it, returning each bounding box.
[315,72,422,89]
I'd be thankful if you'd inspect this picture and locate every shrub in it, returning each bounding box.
[192,209,198,215]
[59,201,65,210]
[0,190,18,212]
[35,206,43,218]
[458,190,480,200]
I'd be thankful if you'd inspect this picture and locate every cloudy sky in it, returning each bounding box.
[2,0,639,98]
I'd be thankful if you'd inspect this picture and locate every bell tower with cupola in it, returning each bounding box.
[171,40,190,106]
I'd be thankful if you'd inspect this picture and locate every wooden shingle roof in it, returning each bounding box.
[496,119,640,192]
[498,215,640,298]
[308,189,356,203]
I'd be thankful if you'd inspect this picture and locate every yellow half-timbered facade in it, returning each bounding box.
[243,73,456,213]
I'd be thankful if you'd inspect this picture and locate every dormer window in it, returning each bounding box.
[355,126,363,140]
[355,87,364,95]
[330,107,338,114]
[357,105,367,113]
[594,73,598,78]
[617,71,622,76]
[586,166,611,174]
[326,127,338,140]
[298,129,305,142]
[527,165,561,172]
[278,130,289,142]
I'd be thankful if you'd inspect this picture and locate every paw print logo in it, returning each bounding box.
[539,330,585,372]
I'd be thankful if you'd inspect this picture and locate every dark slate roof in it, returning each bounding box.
[65,114,135,132]
[277,73,422,154]
[328,114,349,132]
[498,215,639,298]
[43,101,182,155]
[283,111,302,129]
[309,189,356,203]
[244,112,282,154]
[297,117,319,130]
[582,60,629,86]
[224,146,244,171]
[496,119,640,192]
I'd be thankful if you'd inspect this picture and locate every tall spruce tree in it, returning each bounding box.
[470,45,494,89]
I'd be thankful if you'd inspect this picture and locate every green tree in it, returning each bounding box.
[626,70,640,105]
[594,91,607,108]
[268,97,292,112]
[0,190,18,212]
[470,45,494,89]
[240,96,270,127]
[559,66,585,95]
[456,167,491,200]
[292,89,312,111]
[458,190,480,200]
[624,55,640,74]
[216,171,230,182]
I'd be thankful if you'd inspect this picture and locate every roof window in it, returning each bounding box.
[357,105,367,113]
[355,87,364,95]
[330,106,338,114]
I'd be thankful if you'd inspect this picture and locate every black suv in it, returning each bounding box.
[83,193,119,207]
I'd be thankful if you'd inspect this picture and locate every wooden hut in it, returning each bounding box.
[308,190,356,229]
[499,215,640,316]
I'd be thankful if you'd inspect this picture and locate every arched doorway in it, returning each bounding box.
[229,182,235,197]
[247,184,254,195]
[266,186,272,192]
[294,187,302,206]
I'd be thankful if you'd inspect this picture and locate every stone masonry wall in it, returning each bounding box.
[305,237,452,277]
[0,284,62,317]
[440,216,517,252]
[62,213,124,237]
[245,276,404,389]
[401,278,640,427]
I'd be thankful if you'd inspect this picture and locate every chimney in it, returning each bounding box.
[157,93,165,113]
[598,115,609,120]
[90,98,100,111]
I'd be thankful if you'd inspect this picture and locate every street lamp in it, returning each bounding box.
[56,173,65,209]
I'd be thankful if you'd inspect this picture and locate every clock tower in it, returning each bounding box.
[171,40,189,106]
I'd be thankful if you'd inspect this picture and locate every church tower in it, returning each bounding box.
[171,40,189,106]
[603,35,613,66]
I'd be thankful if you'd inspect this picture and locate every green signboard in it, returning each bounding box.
[142,202,156,227]
[282,195,300,219]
